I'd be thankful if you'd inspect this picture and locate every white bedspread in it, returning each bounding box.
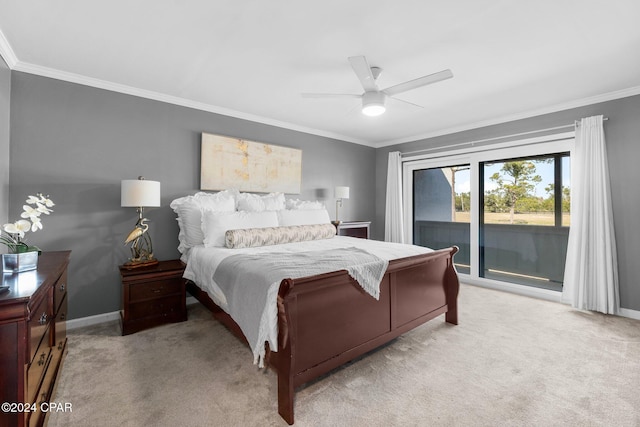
[182,236,433,365]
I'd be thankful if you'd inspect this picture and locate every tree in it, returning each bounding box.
[449,166,470,220]
[489,161,542,224]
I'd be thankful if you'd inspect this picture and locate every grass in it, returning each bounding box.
[454,212,570,226]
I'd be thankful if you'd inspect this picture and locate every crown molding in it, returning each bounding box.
[11,60,375,147]
[375,85,640,148]
[0,29,18,68]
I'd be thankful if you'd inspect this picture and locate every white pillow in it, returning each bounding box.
[285,199,325,210]
[170,191,237,252]
[276,209,331,226]
[202,210,279,247]
[262,192,286,211]
[236,192,285,211]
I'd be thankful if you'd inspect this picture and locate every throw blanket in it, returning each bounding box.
[213,247,389,367]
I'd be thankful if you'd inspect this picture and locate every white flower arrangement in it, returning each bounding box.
[1,193,55,253]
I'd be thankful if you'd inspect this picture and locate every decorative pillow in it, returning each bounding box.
[236,192,286,211]
[277,208,331,226]
[225,223,336,249]
[202,210,279,247]
[170,191,237,253]
[285,199,325,210]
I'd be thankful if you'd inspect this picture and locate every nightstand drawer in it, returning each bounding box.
[127,294,183,320]
[128,277,183,302]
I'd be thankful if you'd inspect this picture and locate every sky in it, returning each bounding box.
[455,157,570,197]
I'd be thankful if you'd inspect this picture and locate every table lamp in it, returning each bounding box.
[333,186,350,225]
[121,176,161,268]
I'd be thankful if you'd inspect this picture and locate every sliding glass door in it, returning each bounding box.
[403,135,573,294]
[480,154,570,291]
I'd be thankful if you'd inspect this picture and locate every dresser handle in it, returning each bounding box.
[152,288,163,293]
[59,283,65,291]
[39,312,48,325]
[61,313,66,320]
[58,340,64,350]
[37,352,46,366]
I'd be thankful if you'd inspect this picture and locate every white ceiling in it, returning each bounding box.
[1,1,640,147]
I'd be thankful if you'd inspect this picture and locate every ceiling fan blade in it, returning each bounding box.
[301,93,361,99]
[383,69,453,97]
[348,56,378,92]
[388,96,424,109]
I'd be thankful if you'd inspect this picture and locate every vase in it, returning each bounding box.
[2,251,39,273]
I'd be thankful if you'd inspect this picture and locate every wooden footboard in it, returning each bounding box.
[187,246,459,425]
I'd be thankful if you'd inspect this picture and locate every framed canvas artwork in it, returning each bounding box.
[200,133,302,194]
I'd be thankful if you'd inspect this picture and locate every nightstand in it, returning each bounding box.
[336,221,371,239]
[119,259,187,335]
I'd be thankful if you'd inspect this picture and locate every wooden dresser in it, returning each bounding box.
[0,251,70,427]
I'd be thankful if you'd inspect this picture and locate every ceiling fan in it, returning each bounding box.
[302,56,453,117]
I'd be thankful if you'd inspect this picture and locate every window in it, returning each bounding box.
[403,134,573,295]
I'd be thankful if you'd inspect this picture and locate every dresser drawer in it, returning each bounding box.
[53,270,68,314]
[128,277,183,302]
[26,338,51,406]
[28,294,51,365]
[29,350,56,427]
[52,295,67,358]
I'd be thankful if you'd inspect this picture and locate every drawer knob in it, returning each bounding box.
[39,312,48,325]
[58,340,64,350]
[61,312,66,321]
[38,352,46,366]
[59,283,65,291]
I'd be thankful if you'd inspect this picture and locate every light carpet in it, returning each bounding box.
[48,284,640,427]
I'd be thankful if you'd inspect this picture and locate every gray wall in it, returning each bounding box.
[9,71,376,319]
[0,56,10,229]
[375,94,640,312]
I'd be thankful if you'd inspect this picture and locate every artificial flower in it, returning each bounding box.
[3,220,31,238]
[1,193,54,253]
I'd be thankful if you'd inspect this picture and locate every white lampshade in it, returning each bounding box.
[335,186,350,200]
[121,179,161,207]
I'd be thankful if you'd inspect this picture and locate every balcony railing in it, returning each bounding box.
[414,220,569,291]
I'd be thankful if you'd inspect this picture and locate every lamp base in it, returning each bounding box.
[121,258,159,270]
[331,220,342,226]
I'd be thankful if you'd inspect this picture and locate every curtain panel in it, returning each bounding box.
[385,151,404,243]
[563,115,619,314]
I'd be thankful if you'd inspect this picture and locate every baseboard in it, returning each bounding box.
[66,310,120,330]
[464,280,640,321]
[618,307,640,320]
[67,296,200,330]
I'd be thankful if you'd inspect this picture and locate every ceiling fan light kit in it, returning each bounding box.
[302,56,453,118]
[362,91,386,116]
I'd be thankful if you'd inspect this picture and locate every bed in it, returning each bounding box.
[172,191,460,424]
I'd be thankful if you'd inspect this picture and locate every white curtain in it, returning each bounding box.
[385,151,405,243]
[563,115,619,314]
